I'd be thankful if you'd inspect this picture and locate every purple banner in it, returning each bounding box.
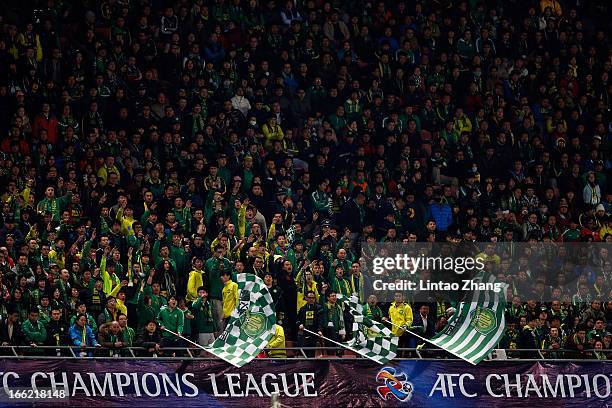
[0,359,611,407]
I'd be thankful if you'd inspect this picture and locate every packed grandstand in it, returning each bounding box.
[0,0,610,363]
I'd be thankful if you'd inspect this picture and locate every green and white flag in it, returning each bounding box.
[338,294,398,364]
[428,275,506,365]
[205,273,276,367]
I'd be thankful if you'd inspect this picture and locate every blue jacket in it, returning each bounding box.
[69,324,99,348]
[429,202,453,232]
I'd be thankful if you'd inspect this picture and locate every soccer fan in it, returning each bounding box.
[0,0,609,361]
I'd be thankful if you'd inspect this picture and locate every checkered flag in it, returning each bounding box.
[286,224,296,245]
[205,273,276,367]
[338,295,398,364]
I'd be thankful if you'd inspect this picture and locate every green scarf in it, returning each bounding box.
[350,273,365,303]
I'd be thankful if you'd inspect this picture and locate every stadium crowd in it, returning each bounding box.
[0,0,610,360]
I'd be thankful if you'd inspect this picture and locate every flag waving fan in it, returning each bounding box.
[195,273,277,367]
[428,275,506,365]
[338,294,398,364]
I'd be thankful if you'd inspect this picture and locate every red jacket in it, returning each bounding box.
[0,138,30,155]
[32,114,58,144]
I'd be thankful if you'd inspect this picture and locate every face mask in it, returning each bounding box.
[249,120,257,126]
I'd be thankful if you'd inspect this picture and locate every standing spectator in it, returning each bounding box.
[0,310,23,348]
[45,307,69,355]
[118,313,135,348]
[410,304,436,348]
[518,315,541,358]
[22,309,46,351]
[31,102,58,144]
[319,291,345,356]
[70,313,100,356]
[266,324,287,358]
[221,270,238,329]
[297,290,321,357]
[385,292,414,353]
[97,297,118,328]
[0,0,610,363]
[157,295,184,349]
[192,287,217,347]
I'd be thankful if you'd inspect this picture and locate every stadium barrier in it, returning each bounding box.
[0,357,610,407]
[0,345,595,360]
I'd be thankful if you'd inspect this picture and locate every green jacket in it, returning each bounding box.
[311,190,331,213]
[123,326,136,347]
[204,257,231,300]
[152,240,178,272]
[36,192,72,222]
[143,285,167,316]
[274,245,297,272]
[320,301,345,332]
[328,259,351,277]
[80,238,97,270]
[180,307,193,336]
[22,319,47,344]
[192,296,217,333]
[329,275,352,298]
[157,305,184,338]
[362,303,383,322]
[173,207,192,233]
[169,245,187,274]
[136,291,157,330]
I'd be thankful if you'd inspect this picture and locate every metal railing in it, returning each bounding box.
[0,346,604,361]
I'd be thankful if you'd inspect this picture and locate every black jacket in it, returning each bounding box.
[45,319,69,347]
[0,320,23,346]
[340,199,364,232]
[412,313,436,338]
[137,328,162,356]
[296,303,321,331]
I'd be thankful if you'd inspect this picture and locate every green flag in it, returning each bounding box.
[338,294,398,364]
[428,275,506,365]
[205,273,276,367]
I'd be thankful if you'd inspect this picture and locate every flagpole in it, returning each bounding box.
[383,319,432,345]
[382,320,480,362]
[303,327,373,358]
[161,327,240,366]
[303,327,395,364]
[161,327,207,350]
[383,320,481,365]
[302,328,352,350]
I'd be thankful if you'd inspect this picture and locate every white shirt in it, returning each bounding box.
[421,314,428,332]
